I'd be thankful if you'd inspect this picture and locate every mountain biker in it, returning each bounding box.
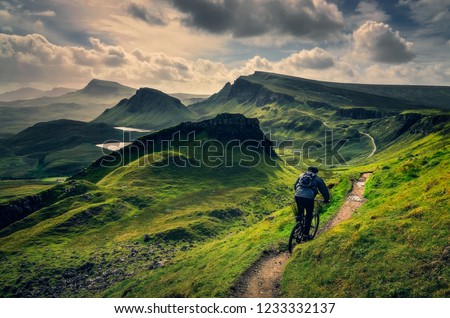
[294,166,330,241]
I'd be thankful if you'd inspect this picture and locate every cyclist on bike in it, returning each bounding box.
[294,166,330,241]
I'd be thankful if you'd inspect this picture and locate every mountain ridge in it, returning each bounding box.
[0,87,76,102]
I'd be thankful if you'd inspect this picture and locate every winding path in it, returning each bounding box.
[360,132,377,158]
[231,173,372,298]
[320,119,377,159]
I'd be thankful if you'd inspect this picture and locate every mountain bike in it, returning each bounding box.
[288,200,323,253]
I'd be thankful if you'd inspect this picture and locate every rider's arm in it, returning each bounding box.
[293,177,300,190]
[318,178,330,202]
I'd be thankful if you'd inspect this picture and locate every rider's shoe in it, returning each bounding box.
[302,235,312,242]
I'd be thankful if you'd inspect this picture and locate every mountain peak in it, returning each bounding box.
[93,86,195,129]
[135,87,180,101]
[125,87,184,113]
[81,79,134,96]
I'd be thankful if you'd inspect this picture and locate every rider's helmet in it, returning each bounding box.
[308,166,319,174]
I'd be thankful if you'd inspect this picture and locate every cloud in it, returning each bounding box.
[348,0,389,26]
[362,63,450,85]
[26,10,56,17]
[0,32,448,95]
[169,0,344,40]
[280,47,335,70]
[127,2,166,25]
[0,33,232,93]
[352,21,415,64]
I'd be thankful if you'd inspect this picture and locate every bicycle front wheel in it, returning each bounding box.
[309,212,320,239]
[288,222,303,254]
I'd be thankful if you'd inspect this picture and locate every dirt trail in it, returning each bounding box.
[231,172,372,298]
[360,133,377,158]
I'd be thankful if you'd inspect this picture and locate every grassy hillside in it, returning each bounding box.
[282,130,450,297]
[0,178,64,203]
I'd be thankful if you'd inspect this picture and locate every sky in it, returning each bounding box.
[0,0,449,94]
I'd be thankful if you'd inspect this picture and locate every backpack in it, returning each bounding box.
[298,171,316,188]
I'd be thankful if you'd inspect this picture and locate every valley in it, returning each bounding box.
[0,72,448,298]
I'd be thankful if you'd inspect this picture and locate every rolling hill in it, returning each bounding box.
[93,87,197,130]
[0,120,126,178]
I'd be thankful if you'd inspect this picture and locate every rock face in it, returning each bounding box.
[191,77,295,111]
[227,78,295,107]
[0,180,94,231]
[0,195,45,230]
[336,107,390,119]
[409,114,450,135]
[134,113,273,149]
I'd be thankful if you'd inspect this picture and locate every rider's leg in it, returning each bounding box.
[295,196,305,221]
[301,198,315,236]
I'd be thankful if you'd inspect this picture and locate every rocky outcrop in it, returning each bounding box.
[0,195,46,230]
[0,180,95,231]
[306,100,337,110]
[409,114,450,135]
[228,78,295,107]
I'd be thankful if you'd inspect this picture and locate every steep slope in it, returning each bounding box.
[0,120,125,177]
[0,80,136,136]
[0,113,299,297]
[93,87,197,130]
[282,128,450,297]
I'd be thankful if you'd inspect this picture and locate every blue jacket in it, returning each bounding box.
[294,173,330,201]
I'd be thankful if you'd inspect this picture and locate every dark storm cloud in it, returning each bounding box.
[127,2,166,26]
[169,0,344,40]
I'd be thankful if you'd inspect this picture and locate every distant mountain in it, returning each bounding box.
[94,87,197,130]
[0,87,76,102]
[0,120,126,178]
[169,93,210,106]
[0,79,136,137]
[191,72,450,116]
[70,79,136,99]
[6,119,123,155]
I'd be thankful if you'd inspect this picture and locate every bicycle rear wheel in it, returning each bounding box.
[288,222,303,253]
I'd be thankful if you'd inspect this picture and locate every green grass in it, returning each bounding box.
[281,132,450,297]
[0,179,62,203]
